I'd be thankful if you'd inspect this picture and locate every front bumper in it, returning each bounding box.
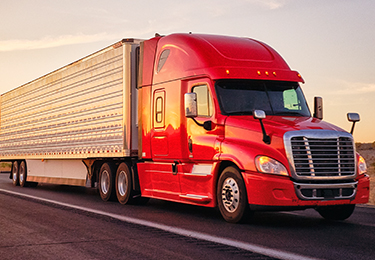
[242,171,370,209]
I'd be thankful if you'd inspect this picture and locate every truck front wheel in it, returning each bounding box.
[217,166,251,223]
[316,204,355,221]
[99,163,116,201]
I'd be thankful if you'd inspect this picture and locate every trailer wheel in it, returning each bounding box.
[217,166,251,223]
[99,163,116,201]
[19,161,27,187]
[316,204,355,221]
[115,162,132,204]
[12,161,19,186]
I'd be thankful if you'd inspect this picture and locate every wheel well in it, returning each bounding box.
[214,161,243,197]
[215,161,240,184]
[92,159,136,188]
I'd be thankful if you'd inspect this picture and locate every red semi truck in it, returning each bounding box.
[1,33,369,223]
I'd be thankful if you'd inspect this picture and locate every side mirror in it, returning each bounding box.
[347,113,360,122]
[347,113,360,135]
[253,109,266,119]
[184,93,197,118]
[313,96,323,120]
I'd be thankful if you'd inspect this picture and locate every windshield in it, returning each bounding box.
[215,79,311,117]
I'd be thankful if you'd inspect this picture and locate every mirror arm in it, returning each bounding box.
[191,117,204,127]
[259,118,271,144]
[253,110,271,145]
[350,122,356,135]
[190,118,213,131]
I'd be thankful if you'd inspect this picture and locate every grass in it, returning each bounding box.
[0,162,11,172]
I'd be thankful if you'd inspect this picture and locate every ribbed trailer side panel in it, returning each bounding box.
[0,41,139,160]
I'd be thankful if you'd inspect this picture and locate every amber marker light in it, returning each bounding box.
[257,71,261,75]
[226,69,230,75]
[273,72,277,76]
[265,71,269,76]
[358,154,367,175]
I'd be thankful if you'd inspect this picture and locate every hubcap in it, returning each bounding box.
[101,170,110,194]
[221,177,239,213]
[19,171,24,184]
[19,164,25,184]
[12,163,18,183]
[117,170,128,196]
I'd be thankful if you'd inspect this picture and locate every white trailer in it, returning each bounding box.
[0,39,140,187]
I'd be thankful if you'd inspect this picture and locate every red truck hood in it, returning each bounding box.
[223,116,350,167]
[222,115,350,172]
[225,115,346,138]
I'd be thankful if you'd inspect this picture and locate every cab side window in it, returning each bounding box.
[192,85,213,117]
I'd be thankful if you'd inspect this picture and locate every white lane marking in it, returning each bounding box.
[0,188,319,260]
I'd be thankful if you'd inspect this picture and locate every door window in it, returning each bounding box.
[192,85,213,117]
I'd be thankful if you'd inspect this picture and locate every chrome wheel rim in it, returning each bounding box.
[117,170,128,197]
[19,163,25,184]
[19,171,24,184]
[221,177,239,213]
[101,170,110,194]
[12,163,18,183]
[12,170,17,182]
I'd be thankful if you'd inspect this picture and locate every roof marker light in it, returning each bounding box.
[257,71,261,75]
[226,70,230,75]
[265,71,269,76]
[273,72,277,76]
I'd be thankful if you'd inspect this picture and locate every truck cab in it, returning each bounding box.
[137,33,369,222]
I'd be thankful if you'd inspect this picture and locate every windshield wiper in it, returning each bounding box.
[273,111,307,116]
[225,111,253,115]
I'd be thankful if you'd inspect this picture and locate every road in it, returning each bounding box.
[0,172,374,260]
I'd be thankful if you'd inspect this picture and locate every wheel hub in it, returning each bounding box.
[101,170,109,194]
[117,170,128,196]
[221,177,239,213]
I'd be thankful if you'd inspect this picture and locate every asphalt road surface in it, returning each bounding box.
[1,173,374,260]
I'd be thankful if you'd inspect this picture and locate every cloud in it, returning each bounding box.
[0,33,122,52]
[333,81,375,95]
[245,0,290,10]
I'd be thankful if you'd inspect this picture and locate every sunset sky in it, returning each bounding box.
[0,0,374,142]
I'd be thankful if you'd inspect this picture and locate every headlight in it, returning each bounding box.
[357,153,367,175]
[255,155,288,176]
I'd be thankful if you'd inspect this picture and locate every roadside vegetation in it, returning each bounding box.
[356,142,375,205]
[0,162,11,172]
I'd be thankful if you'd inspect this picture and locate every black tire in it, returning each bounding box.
[115,162,149,205]
[12,161,19,186]
[19,161,27,187]
[217,166,251,223]
[316,204,355,221]
[98,163,116,201]
[115,162,132,204]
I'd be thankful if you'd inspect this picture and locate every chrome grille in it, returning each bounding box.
[284,130,356,180]
[291,137,355,177]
